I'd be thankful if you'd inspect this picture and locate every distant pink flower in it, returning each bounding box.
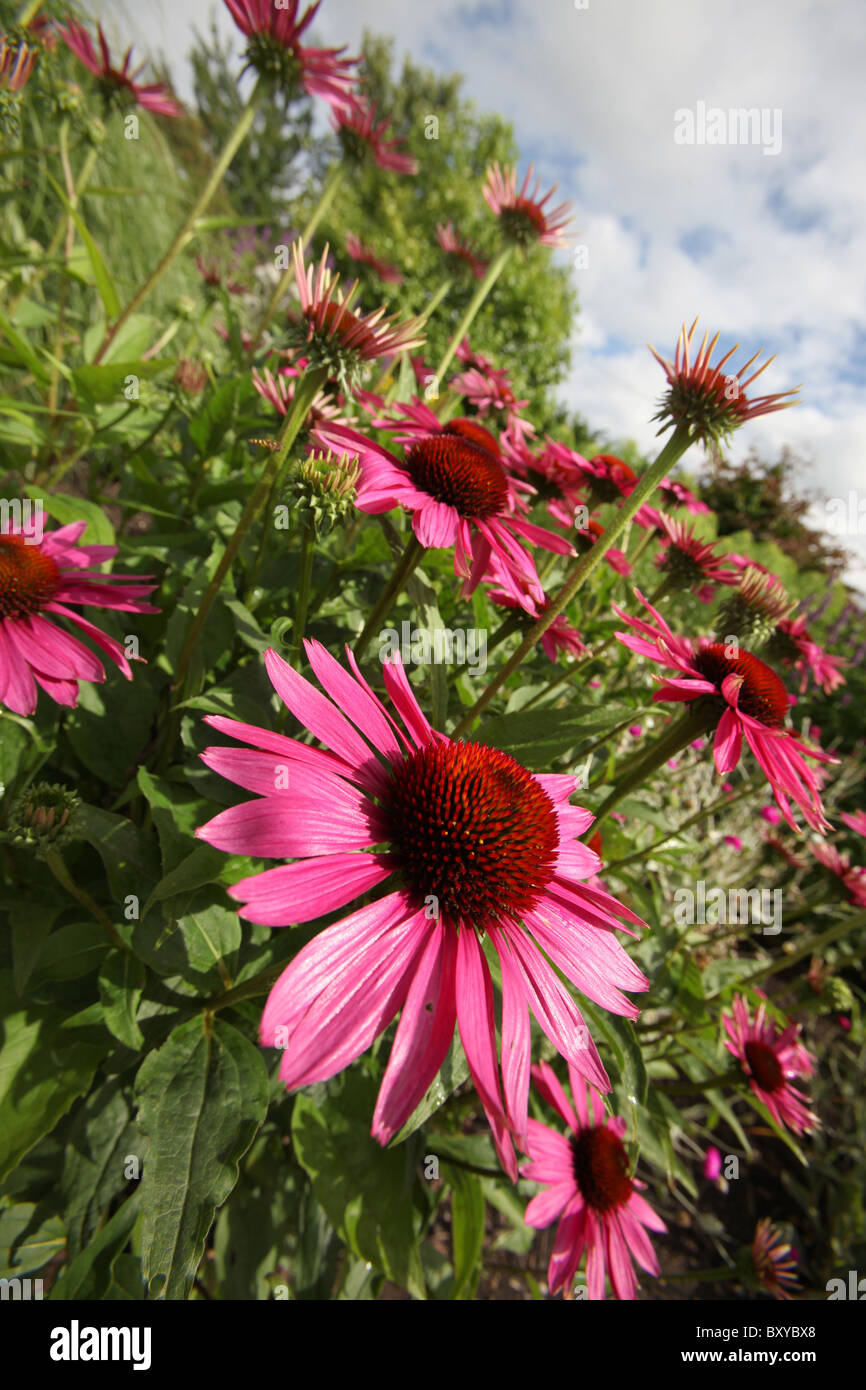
[450,363,529,423]
[723,835,743,851]
[344,233,403,284]
[703,1146,722,1181]
[483,162,573,248]
[574,518,632,576]
[522,1062,666,1298]
[761,805,782,825]
[484,557,587,663]
[332,98,417,172]
[313,416,574,605]
[723,995,818,1135]
[224,0,358,108]
[0,519,158,716]
[772,616,847,695]
[613,589,835,834]
[841,809,866,838]
[751,1218,800,1300]
[809,840,866,908]
[251,365,343,427]
[435,221,489,280]
[0,36,37,91]
[58,19,183,115]
[197,644,649,1177]
[654,514,739,596]
[577,454,658,529]
[657,477,711,515]
[629,725,642,738]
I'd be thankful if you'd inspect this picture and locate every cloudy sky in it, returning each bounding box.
[93,0,866,588]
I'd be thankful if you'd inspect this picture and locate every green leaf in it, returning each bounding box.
[50,1196,139,1301]
[47,173,121,317]
[0,972,105,1183]
[391,1033,471,1144]
[98,951,146,1049]
[23,485,115,547]
[292,1071,426,1299]
[61,1077,135,1261]
[473,703,641,768]
[446,1165,485,1300]
[71,360,173,405]
[135,1016,269,1300]
[29,922,109,984]
[175,902,241,979]
[0,1205,65,1276]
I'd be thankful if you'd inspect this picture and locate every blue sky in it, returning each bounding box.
[94,0,866,589]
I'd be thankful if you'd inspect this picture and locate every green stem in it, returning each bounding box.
[43,849,121,946]
[450,423,694,736]
[250,161,346,352]
[433,246,512,385]
[354,533,425,661]
[92,80,263,365]
[173,364,328,694]
[605,781,762,870]
[591,701,719,829]
[292,522,316,659]
[654,1068,742,1095]
[706,909,866,1001]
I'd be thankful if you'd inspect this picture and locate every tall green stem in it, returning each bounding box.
[92,80,263,365]
[354,534,425,660]
[173,365,328,694]
[433,247,512,385]
[451,423,694,736]
[591,702,718,828]
[292,522,316,660]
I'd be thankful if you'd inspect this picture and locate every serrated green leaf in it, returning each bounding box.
[136,1016,268,1300]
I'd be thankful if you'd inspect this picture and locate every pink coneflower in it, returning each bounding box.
[840,809,866,838]
[808,840,866,908]
[522,1062,665,1299]
[435,221,489,280]
[195,255,246,295]
[654,514,739,597]
[702,1146,723,1181]
[58,19,183,116]
[292,241,425,392]
[751,1218,800,1300]
[313,416,574,605]
[196,644,649,1177]
[723,995,818,1135]
[251,365,343,428]
[650,319,800,445]
[769,616,847,695]
[483,162,573,248]
[223,0,358,108]
[657,477,711,515]
[506,436,589,531]
[1,36,37,91]
[613,589,835,834]
[450,362,530,425]
[0,519,158,716]
[332,98,417,173]
[344,233,403,285]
